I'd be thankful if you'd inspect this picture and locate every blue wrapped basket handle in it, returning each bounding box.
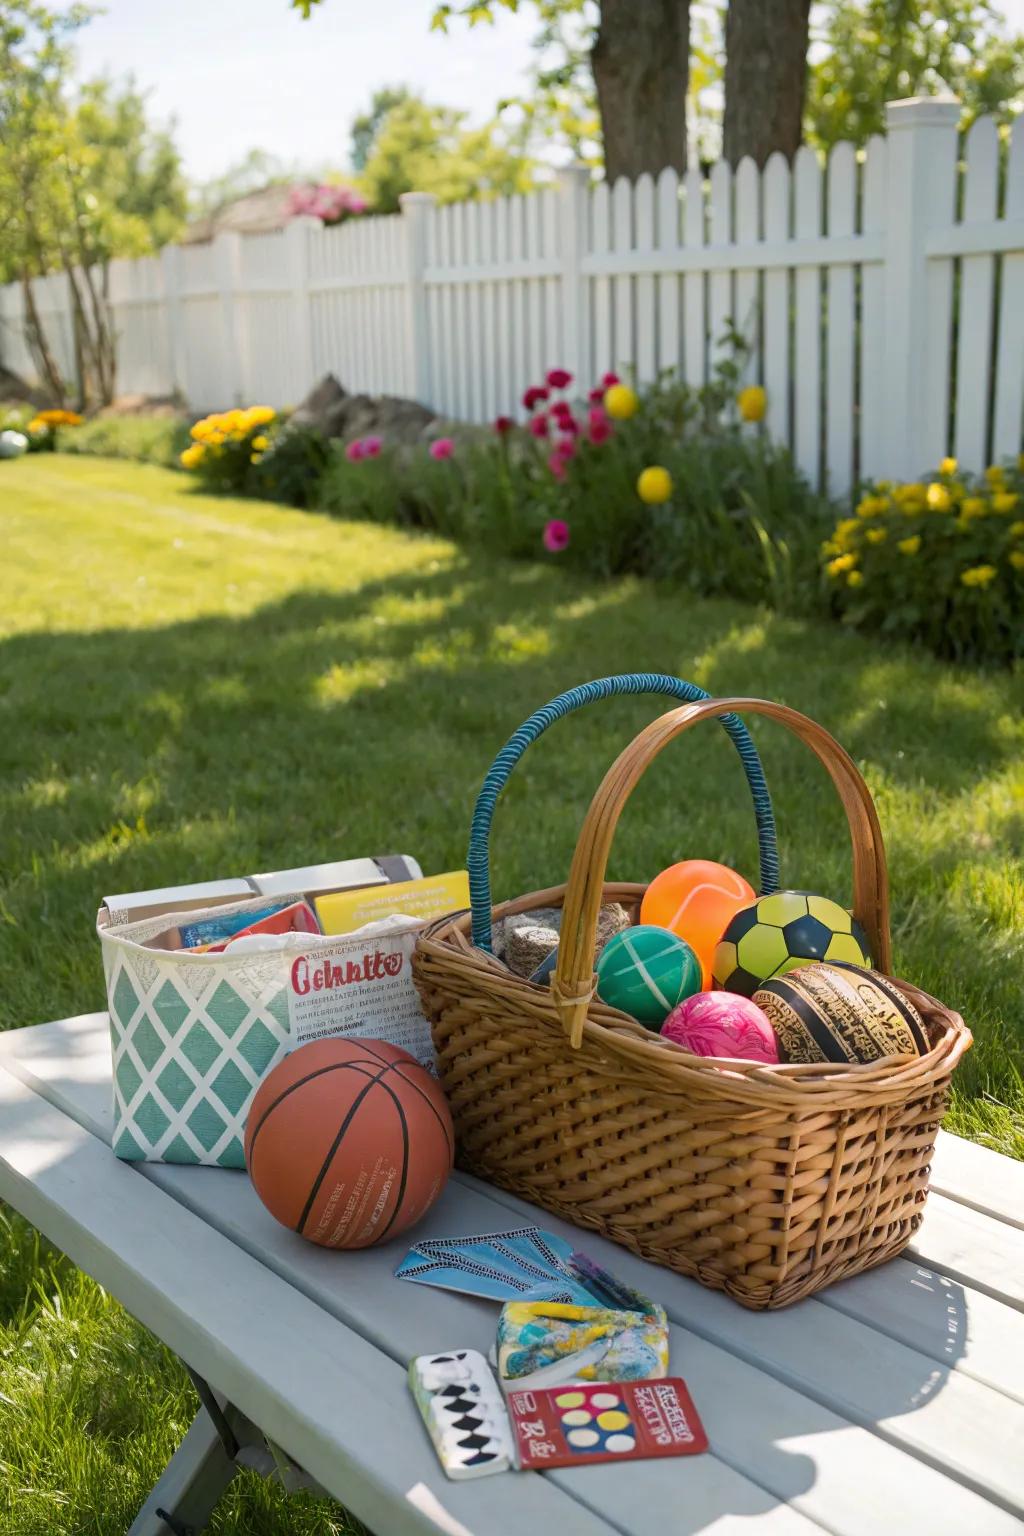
[467,672,780,952]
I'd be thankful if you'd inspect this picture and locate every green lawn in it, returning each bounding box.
[2,454,1023,1534]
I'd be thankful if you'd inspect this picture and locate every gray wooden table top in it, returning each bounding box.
[1,1012,1022,1536]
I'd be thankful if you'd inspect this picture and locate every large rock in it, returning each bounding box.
[290,373,437,446]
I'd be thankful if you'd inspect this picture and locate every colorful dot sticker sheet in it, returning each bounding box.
[507,1378,708,1469]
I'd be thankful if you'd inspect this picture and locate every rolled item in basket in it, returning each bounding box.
[142,899,319,952]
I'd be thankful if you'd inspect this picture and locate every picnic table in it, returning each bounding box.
[1,1012,1022,1536]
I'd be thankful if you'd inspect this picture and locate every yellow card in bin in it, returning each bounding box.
[315,870,470,936]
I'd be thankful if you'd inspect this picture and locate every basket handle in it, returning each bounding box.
[552,697,892,1047]
[467,673,781,952]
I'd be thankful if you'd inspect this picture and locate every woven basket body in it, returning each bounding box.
[413,687,972,1309]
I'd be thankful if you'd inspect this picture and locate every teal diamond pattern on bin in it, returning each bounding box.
[157,1058,196,1110]
[115,1053,143,1108]
[212,1059,251,1117]
[112,968,140,1026]
[153,979,191,1037]
[113,1125,145,1161]
[237,1019,277,1075]
[209,980,251,1038]
[187,1099,229,1153]
[132,1017,165,1074]
[134,1092,171,1146]
[164,1133,201,1165]
[182,1022,220,1075]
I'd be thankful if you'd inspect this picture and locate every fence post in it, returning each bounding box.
[881,96,961,479]
[285,216,317,401]
[160,243,186,401]
[399,191,436,406]
[212,229,243,405]
[557,164,591,391]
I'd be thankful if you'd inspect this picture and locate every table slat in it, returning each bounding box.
[931,1130,1024,1231]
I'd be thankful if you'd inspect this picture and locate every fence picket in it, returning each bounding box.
[992,120,1024,461]
[682,167,706,387]
[634,173,657,386]
[826,140,857,496]
[794,145,823,489]
[591,181,613,381]
[955,116,1000,470]
[860,135,888,484]
[526,192,544,388]
[708,159,733,370]
[762,153,791,449]
[612,177,633,376]
[656,167,681,380]
[734,157,760,385]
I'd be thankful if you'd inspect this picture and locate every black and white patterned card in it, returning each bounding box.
[409,1349,514,1479]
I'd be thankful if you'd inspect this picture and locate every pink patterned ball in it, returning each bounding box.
[661,991,780,1063]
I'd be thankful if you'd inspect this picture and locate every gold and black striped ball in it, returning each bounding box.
[754,962,929,1065]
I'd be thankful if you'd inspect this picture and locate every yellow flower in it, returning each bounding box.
[833,518,861,551]
[252,434,269,451]
[894,482,926,503]
[992,492,1019,514]
[939,456,957,475]
[960,497,987,519]
[960,564,997,588]
[179,444,204,470]
[637,465,673,504]
[737,384,766,422]
[926,482,951,512]
[866,527,887,544]
[898,536,921,556]
[250,451,264,464]
[876,480,891,492]
[1010,521,1024,539]
[847,569,864,587]
[27,416,47,433]
[821,540,840,557]
[984,465,1005,487]
[856,494,887,518]
[826,554,857,577]
[604,384,638,420]
[206,430,225,447]
[1009,550,1024,572]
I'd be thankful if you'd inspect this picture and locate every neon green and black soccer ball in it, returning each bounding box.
[712,891,870,998]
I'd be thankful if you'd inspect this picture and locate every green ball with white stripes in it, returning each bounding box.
[595,924,702,1028]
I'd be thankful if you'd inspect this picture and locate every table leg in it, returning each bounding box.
[126,1403,239,1536]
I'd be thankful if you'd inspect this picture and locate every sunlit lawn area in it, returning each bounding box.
[2,453,1023,1533]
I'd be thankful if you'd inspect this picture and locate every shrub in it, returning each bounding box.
[317,364,831,612]
[249,421,331,507]
[58,414,190,467]
[179,405,277,492]
[822,457,1024,665]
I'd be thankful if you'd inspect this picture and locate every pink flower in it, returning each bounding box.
[345,439,365,463]
[588,417,613,445]
[551,400,573,421]
[429,437,455,461]
[601,371,620,388]
[555,436,577,460]
[547,450,567,481]
[543,518,570,552]
[493,415,514,434]
[556,413,580,436]
[523,385,549,411]
[546,368,573,390]
[588,387,605,405]
[362,435,382,458]
[528,413,549,438]
[587,406,607,430]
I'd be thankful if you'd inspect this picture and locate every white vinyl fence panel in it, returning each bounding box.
[2,97,1023,495]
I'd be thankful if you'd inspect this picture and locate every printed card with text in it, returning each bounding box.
[507,1378,708,1469]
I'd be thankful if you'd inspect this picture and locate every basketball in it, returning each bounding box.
[244,1037,454,1249]
[640,859,755,985]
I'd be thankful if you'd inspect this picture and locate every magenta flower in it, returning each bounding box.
[601,371,620,388]
[588,387,605,405]
[556,414,580,436]
[528,413,549,439]
[587,405,606,429]
[288,182,367,226]
[523,385,549,411]
[546,368,573,390]
[345,439,365,463]
[493,415,514,434]
[362,436,382,458]
[543,518,570,552]
[588,417,613,445]
[555,436,577,460]
[551,400,573,422]
[429,437,455,461]
[547,450,567,481]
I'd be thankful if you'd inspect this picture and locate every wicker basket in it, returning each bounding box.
[413,681,972,1309]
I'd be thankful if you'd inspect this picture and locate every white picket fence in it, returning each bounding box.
[2,97,1023,495]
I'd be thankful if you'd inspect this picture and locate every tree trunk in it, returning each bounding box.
[20,269,65,405]
[591,0,690,182]
[723,0,811,168]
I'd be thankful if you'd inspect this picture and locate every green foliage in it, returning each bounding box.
[808,0,1024,148]
[58,413,190,467]
[251,422,332,507]
[350,85,412,172]
[359,94,535,212]
[823,458,1024,664]
[73,77,188,257]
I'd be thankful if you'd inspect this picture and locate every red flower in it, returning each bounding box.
[493,415,514,434]
[551,400,573,420]
[587,406,606,429]
[588,387,605,404]
[556,413,580,436]
[522,385,549,410]
[588,418,613,445]
[547,450,567,480]
[546,368,573,390]
[429,437,455,461]
[543,518,570,552]
[601,371,620,388]
[528,413,549,438]
[555,436,577,460]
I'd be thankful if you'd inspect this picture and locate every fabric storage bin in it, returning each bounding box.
[413,678,972,1309]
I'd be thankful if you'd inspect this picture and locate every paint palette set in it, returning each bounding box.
[409,1350,707,1478]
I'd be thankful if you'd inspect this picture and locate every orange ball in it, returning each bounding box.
[641,859,756,986]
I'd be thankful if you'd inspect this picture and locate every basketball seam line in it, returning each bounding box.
[361,1077,411,1245]
[389,1061,455,1163]
[296,1063,393,1236]
[246,1059,389,1175]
